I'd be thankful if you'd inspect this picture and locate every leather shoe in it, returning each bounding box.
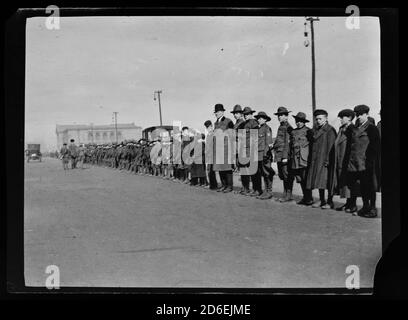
[360,207,378,218]
[345,206,358,213]
[336,204,347,211]
[357,206,370,216]
[321,203,332,210]
[297,198,307,205]
[257,191,273,200]
[303,199,314,206]
[312,202,324,208]
[242,189,252,196]
[250,190,261,197]
[234,188,244,194]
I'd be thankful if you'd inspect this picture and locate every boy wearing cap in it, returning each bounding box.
[213,104,234,193]
[288,112,313,205]
[180,126,192,183]
[306,109,337,209]
[60,143,70,170]
[331,109,356,212]
[204,120,218,190]
[190,133,207,186]
[77,144,86,169]
[347,105,380,218]
[272,107,294,202]
[161,134,172,179]
[68,139,78,169]
[242,107,262,196]
[172,131,182,181]
[231,105,247,194]
[254,111,275,199]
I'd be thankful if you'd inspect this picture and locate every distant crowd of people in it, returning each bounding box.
[59,103,381,218]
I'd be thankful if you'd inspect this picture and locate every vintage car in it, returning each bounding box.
[142,125,174,141]
[26,144,42,162]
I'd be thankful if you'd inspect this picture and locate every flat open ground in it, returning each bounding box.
[24,158,381,288]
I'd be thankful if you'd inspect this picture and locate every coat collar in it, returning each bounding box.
[355,120,370,136]
[293,125,309,132]
[358,119,370,130]
[245,118,257,124]
[313,122,330,140]
[336,128,348,144]
[337,123,352,141]
[279,121,291,129]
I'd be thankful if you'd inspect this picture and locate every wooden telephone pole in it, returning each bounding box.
[113,112,118,143]
[305,17,319,116]
[154,90,163,126]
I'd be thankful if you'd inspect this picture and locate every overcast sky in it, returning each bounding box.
[25,16,380,151]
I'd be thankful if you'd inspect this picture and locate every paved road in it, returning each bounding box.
[25,158,381,288]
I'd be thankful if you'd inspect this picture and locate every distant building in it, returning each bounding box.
[56,123,142,149]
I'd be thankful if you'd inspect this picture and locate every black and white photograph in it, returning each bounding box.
[4,6,400,297]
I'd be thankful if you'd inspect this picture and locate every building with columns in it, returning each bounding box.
[56,123,142,149]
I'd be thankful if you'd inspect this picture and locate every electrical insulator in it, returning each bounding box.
[304,22,308,37]
[304,39,310,47]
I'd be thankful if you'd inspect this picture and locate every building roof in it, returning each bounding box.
[56,123,141,133]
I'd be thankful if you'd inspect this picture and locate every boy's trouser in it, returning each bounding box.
[207,164,218,189]
[277,161,294,191]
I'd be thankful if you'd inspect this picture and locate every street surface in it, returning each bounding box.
[25,158,381,288]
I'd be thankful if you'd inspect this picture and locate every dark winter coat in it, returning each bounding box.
[330,123,355,197]
[306,122,337,190]
[273,122,293,162]
[288,125,312,169]
[213,116,234,171]
[190,139,206,178]
[347,120,381,192]
[233,118,246,168]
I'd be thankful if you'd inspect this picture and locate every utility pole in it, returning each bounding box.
[154,90,163,126]
[113,112,118,143]
[90,122,94,143]
[305,17,319,117]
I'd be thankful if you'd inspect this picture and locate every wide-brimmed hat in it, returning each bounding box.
[255,111,271,122]
[214,104,225,113]
[243,107,256,115]
[292,112,310,123]
[274,106,291,115]
[231,104,243,114]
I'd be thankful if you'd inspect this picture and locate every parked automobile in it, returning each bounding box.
[26,144,42,162]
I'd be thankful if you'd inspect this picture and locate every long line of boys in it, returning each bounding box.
[79,103,380,219]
